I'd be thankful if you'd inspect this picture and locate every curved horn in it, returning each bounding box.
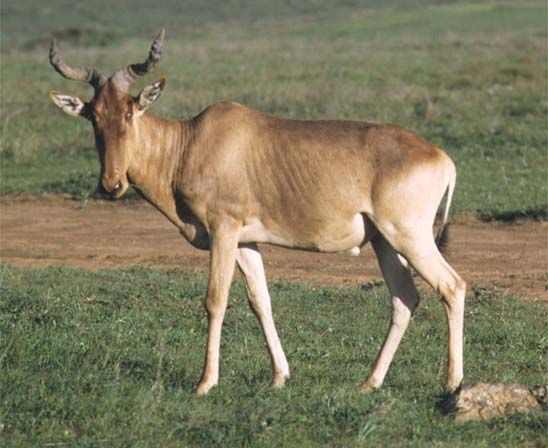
[49,38,107,89]
[111,29,165,92]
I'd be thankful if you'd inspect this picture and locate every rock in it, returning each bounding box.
[444,383,546,422]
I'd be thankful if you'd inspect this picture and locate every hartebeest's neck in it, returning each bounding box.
[127,113,191,216]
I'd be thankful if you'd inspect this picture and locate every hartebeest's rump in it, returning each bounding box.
[49,30,465,395]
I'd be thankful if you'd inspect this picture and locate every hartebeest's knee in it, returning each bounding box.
[203,291,226,318]
[390,296,414,330]
[437,275,466,308]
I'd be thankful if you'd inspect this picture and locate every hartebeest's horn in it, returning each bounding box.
[110,29,165,92]
[49,38,107,89]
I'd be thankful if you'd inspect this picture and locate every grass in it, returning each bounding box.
[1,0,546,217]
[0,264,546,447]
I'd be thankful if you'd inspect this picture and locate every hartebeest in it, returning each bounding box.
[49,30,465,395]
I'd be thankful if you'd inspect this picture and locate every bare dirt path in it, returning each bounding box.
[1,195,546,302]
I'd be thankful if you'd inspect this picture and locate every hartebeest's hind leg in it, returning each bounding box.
[236,243,290,387]
[360,235,419,392]
[407,245,465,391]
[377,226,466,392]
[194,221,240,396]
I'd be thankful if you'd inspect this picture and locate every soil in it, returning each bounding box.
[1,194,546,303]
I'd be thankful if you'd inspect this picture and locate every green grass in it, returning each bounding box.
[1,1,546,218]
[1,264,546,447]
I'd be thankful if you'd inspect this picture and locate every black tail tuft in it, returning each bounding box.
[435,223,450,255]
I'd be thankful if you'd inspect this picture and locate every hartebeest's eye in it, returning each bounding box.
[126,112,133,121]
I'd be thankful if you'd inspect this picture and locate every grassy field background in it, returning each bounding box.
[1,1,547,446]
[1,264,546,447]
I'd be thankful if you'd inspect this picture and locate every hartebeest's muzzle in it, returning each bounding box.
[101,175,127,199]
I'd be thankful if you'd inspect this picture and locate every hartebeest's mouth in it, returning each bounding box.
[97,175,129,200]
[108,180,128,199]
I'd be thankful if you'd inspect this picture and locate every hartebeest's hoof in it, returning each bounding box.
[193,381,217,396]
[358,380,381,394]
[272,372,290,389]
[447,379,463,394]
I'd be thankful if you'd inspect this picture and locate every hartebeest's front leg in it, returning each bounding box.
[194,221,240,396]
[236,243,290,387]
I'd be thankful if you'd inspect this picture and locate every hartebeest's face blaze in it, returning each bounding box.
[48,29,165,199]
[49,78,165,199]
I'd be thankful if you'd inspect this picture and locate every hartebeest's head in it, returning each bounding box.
[49,30,166,198]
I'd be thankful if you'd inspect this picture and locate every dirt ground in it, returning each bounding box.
[1,194,546,303]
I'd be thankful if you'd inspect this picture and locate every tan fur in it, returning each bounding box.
[50,31,466,395]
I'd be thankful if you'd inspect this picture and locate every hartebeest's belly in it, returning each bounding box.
[239,212,377,254]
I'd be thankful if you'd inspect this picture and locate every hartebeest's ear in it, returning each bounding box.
[49,91,87,118]
[136,77,166,114]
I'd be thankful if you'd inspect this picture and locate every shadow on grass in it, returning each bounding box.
[478,206,547,222]
[43,170,142,202]
[436,388,460,417]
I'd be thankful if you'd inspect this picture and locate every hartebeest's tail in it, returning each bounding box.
[435,163,456,255]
